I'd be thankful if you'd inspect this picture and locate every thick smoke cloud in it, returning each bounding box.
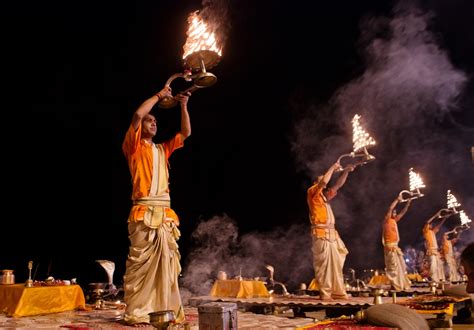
[290,1,472,272]
[180,215,313,300]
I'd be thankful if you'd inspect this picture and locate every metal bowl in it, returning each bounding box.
[149,310,176,330]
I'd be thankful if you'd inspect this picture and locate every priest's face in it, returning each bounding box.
[142,114,157,138]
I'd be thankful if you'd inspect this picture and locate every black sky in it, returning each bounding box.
[2,0,473,289]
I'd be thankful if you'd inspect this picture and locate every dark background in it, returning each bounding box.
[1,0,473,292]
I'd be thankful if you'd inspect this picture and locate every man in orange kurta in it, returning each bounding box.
[382,196,412,291]
[441,227,464,282]
[423,209,451,282]
[307,161,354,300]
[122,86,191,326]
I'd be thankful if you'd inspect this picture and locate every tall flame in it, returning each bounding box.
[408,168,425,192]
[352,114,376,152]
[447,190,461,210]
[182,11,222,60]
[459,210,472,226]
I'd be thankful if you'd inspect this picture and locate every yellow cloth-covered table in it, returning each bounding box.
[369,273,424,286]
[210,280,270,298]
[0,284,85,317]
[368,275,391,286]
[407,273,423,282]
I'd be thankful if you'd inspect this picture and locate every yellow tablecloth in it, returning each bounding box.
[0,284,86,317]
[210,280,270,298]
[407,273,423,282]
[368,275,391,286]
[369,273,424,286]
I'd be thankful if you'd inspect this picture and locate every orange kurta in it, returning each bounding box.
[383,216,399,250]
[423,225,439,255]
[122,123,183,223]
[307,182,337,238]
[441,236,452,257]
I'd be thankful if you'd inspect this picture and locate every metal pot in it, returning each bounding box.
[1,270,15,285]
[149,310,176,330]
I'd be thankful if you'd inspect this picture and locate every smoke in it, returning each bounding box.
[180,214,313,301]
[199,0,232,53]
[289,1,472,272]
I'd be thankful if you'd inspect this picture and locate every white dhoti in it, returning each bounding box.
[445,254,461,282]
[383,246,411,291]
[123,221,184,324]
[312,234,348,299]
[428,252,445,282]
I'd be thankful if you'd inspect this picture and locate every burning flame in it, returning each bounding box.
[182,11,222,60]
[460,210,472,226]
[447,190,461,210]
[408,168,425,192]
[352,114,376,152]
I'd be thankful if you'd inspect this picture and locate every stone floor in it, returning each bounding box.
[0,306,324,329]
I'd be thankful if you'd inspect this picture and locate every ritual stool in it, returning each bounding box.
[198,302,237,330]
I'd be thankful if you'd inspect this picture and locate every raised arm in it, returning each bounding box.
[396,199,412,221]
[426,210,442,225]
[432,217,448,234]
[451,225,468,244]
[385,196,401,219]
[131,86,172,130]
[451,232,460,245]
[320,162,342,187]
[331,164,354,192]
[175,91,191,140]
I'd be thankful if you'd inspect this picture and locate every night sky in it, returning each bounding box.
[2,0,473,293]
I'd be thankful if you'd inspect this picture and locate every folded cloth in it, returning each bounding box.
[365,303,429,330]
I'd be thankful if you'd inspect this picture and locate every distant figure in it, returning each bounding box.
[422,209,451,282]
[382,196,413,291]
[307,161,355,300]
[441,227,463,282]
[122,86,191,326]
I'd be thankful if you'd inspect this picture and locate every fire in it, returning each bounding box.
[446,190,461,210]
[352,114,376,152]
[408,168,425,192]
[182,11,222,60]
[460,210,472,226]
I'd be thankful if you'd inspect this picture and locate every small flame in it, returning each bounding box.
[182,11,222,60]
[352,114,376,152]
[447,190,461,210]
[408,168,425,192]
[460,210,472,226]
